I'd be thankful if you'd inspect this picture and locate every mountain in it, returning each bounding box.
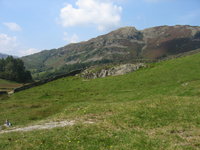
[22,25,200,79]
[0,53,9,59]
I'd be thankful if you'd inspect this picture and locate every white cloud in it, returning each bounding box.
[3,22,22,31]
[63,32,79,43]
[59,0,122,31]
[19,48,40,56]
[0,33,18,54]
[0,33,39,56]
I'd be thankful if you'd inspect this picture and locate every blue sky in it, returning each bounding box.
[0,0,199,56]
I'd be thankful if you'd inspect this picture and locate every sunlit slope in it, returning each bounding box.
[1,53,200,125]
[0,53,200,149]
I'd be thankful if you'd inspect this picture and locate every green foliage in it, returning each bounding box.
[0,56,32,83]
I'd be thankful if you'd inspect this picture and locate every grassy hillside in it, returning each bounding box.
[1,53,200,149]
[0,79,22,92]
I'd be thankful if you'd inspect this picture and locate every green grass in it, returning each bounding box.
[1,53,200,149]
[0,79,22,92]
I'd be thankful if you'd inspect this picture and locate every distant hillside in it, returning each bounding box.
[22,25,200,79]
[0,53,9,59]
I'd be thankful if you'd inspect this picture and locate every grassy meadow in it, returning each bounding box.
[0,79,22,92]
[0,53,200,149]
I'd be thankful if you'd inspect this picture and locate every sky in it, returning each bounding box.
[0,0,200,56]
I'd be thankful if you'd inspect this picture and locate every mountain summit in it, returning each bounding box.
[22,25,200,79]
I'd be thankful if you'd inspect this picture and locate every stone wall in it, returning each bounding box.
[14,69,83,93]
[0,91,7,95]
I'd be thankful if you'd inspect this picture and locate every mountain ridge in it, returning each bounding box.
[22,25,200,79]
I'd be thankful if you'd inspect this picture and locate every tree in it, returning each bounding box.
[0,56,33,83]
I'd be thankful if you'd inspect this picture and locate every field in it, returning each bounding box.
[0,53,200,149]
[0,79,22,92]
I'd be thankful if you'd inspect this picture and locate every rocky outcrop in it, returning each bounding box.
[80,63,145,79]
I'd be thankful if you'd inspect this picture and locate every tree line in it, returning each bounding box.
[0,56,32,83]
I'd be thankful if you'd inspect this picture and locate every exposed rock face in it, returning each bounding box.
[22,25,200,78]
[80,63,145,79]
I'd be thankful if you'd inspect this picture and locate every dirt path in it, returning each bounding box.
[0,120,93,134]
